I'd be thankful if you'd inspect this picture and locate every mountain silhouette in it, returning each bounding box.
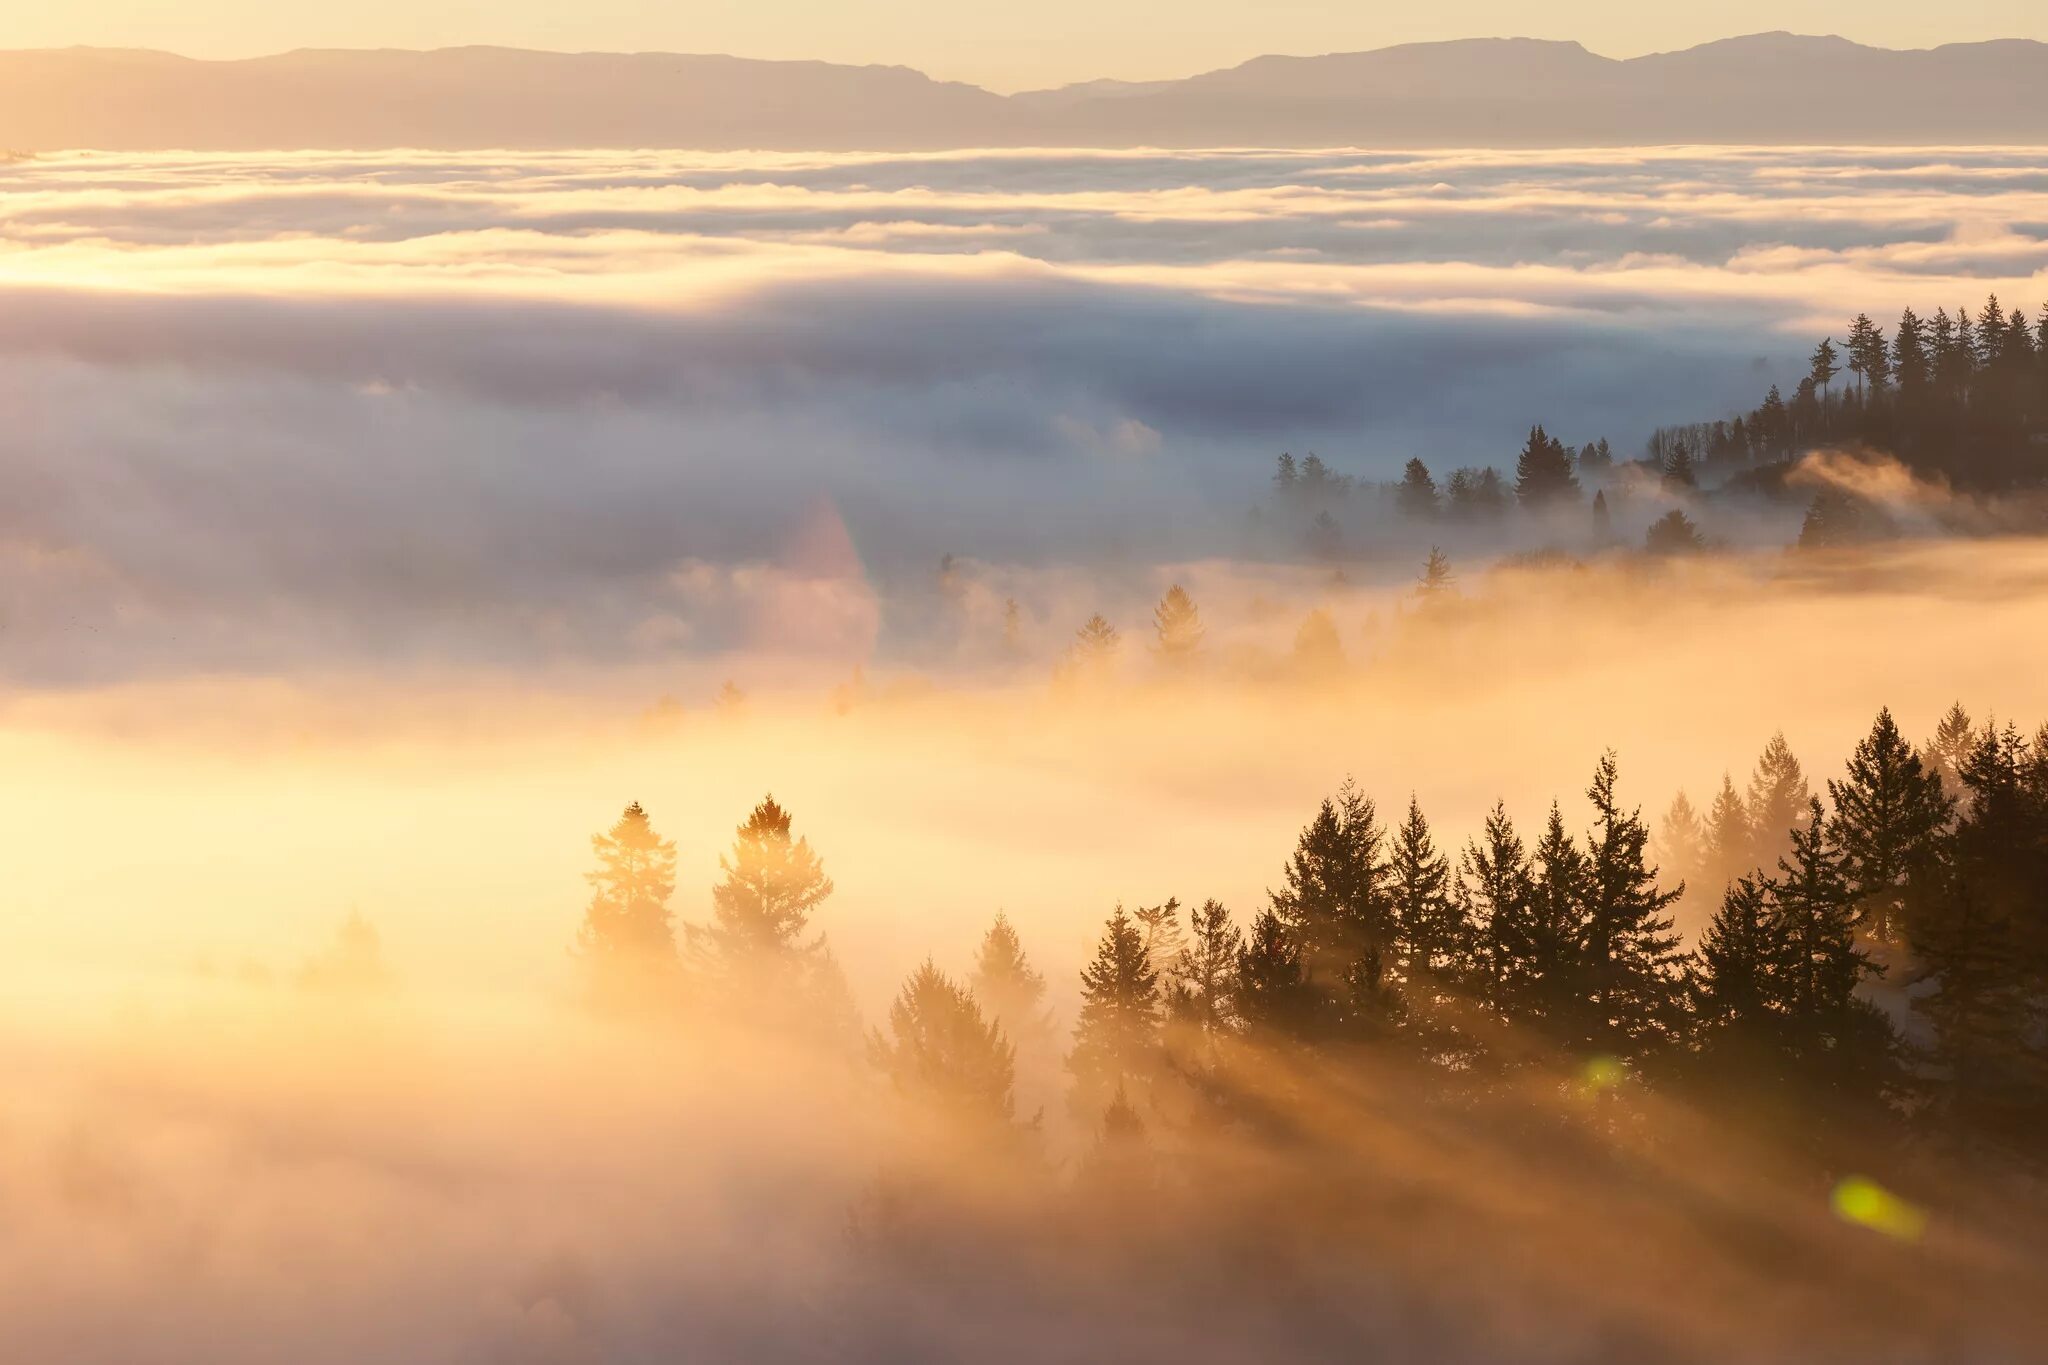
[3,34,2046,150]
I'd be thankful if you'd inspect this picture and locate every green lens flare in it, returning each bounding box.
[1831,1176,1927,1242]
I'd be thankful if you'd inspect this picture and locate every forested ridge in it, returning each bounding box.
[1268,295,2048,560]
[575,699,2048,1175]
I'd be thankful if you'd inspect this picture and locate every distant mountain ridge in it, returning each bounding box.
[4,33,2047,150]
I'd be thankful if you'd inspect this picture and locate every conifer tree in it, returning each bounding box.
[1152,586,1205,666]
[1923,702,1976,806]
[1416,547,1455,601]
[1460,801,1532,993]
[1590,489,1612,543]
[576,801,680,1002]
[1270,780,1392,1033]
[870,961,1017,1127]
[1389,796,1464,983]
[1068,907,1163,1114]
[1234,907,1316,1041]
[1656,791,1707,902]
[1579,753,1687,1060]
[1070,613,1122,677]
[1397,457,1440,518]
[1704,772,1755,895]
[691,797,839,1019]
[1132,899,1188,981]
[1746,732,1812,872]
[1690,875,1787,1057]
[1809,337,1840,418]
[1771,798,1895,1105]
[1167,899,1243,1039]
[1827,707,1951,941]
[1661,439,1697,491]
[972,911,1055,1056]
[1514,425,1581,508]
[1492,802,1588,1049]
[1644,508,1704,555]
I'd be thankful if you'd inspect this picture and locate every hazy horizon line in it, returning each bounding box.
[15,29,2048,96]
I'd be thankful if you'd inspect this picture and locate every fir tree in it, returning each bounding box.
[1132,898,1188,981]
[1689,875,1791,1073]
[1704,772,1755,895]
[1746,732,1812,872]
[1492,802,1589,1050]
[1167,898,1243,1039]
[1579,753,1687,1060]
[1071,613,1122,677]
[1514,425,1581,509]
[1416,546,1455,601]
[576,801,680,1002]
[1269,780,1392,1033]
[1397,457,1440,518]
[870,961,1017,1127]
[691,796,837,1017]
[1068,907,1163,1114]
[1772,798,1895,1105]
[1827,707,1951,942]
[1234,907,1316,1041]
[1644,508,1704,555]
[1923,702,1976,807]
[1661,439,1697,491]
[971,911,1055,1055]
[1656,791,1707,900]
[1292,608,1345,677]
[1152,586,1205,666]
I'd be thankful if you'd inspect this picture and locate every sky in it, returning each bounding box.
[4,1,2046,91]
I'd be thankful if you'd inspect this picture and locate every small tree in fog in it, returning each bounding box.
[1069,613,1122,679]
[1643,508,1703,555]
[1151,586,1205,666]
[871,961,1017,1127]
[1416,547,1454,601]
[1703,773,1755,897]
[1656,791,1706,898]
[1068,907,1163,1115]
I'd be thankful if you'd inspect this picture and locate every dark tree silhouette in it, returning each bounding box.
[1397,457,1440,518]
[1579,753,1686,1060]
[1513,425,1580,509]
[1068,907,1164,1114]
[1644,508,1704,555]
[1828,708,1950,942]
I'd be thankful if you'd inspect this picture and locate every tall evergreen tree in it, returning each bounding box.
[1234,907,1316,1041]
[691,797,840,1023]
[1132,898,1189,981]
[1070,613,1122,678]
[1772,798,1896,1105]
[1068,907,1164,1114]
[1828,708,1951,942]
[1704,773,1755,896]
[1514,425,1581,509]
[1579,753,1687,1060]
[1656,791,1707,902]
[1809,337,1840,420]
[870,961,1018,1127]
[575,801,680,1002]
[1689,874,1790,1066]
[1923,702,1977,807]
[1746,732,1812,872]
[1167,899,1243,1039]
[1270,781,1393,1034]
[1491,802,1589,1051]
[972,911,1055,1056]
[1397,457,1440,518]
